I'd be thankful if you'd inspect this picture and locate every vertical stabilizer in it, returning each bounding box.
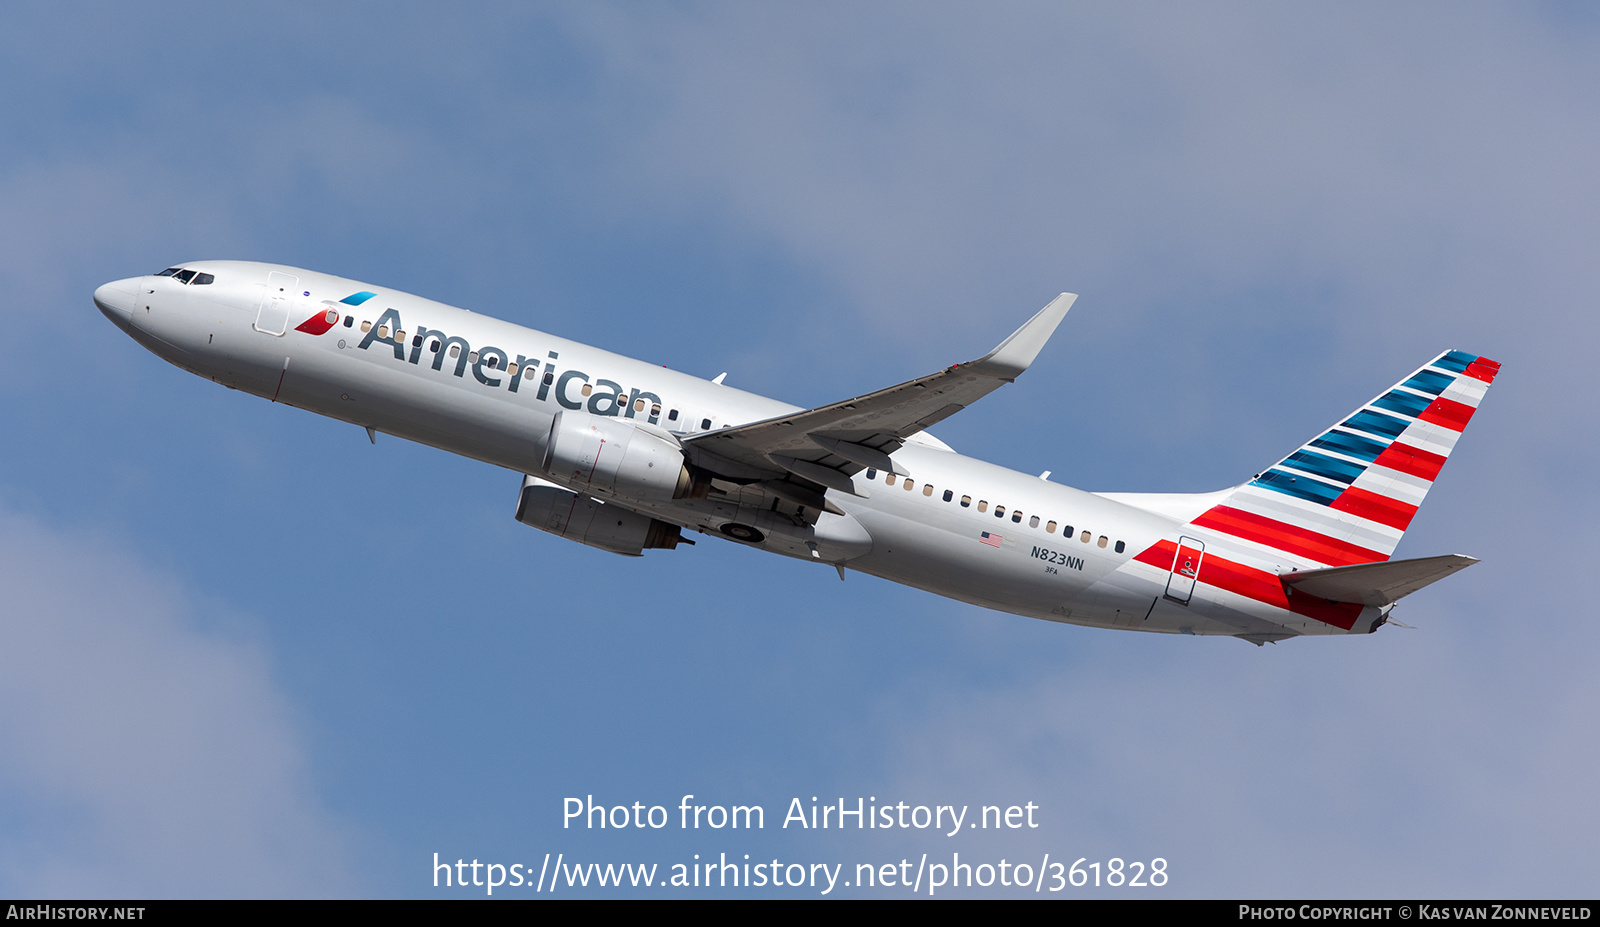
[1189,350,1500,567]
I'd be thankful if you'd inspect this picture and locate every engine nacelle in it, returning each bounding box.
[541,410,697,503]
[515,475,689,556]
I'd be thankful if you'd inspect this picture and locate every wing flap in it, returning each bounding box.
[808,435,909,477]
[772,455,869,498]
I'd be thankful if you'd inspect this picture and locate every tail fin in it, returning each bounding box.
[1191,350,1500,567]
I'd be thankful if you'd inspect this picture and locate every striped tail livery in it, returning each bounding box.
[1130,350,1499,644]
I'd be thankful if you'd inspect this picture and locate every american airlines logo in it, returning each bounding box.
[294,290,374,335]
[327,303,669,425]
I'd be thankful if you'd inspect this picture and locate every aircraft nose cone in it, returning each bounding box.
[94,277,140,331]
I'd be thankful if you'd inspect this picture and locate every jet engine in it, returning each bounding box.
[515,475,691,556]
[541,411,703,503]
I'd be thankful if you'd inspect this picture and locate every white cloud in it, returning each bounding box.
[0,507,355,897]
[555,5,1600,352]
[871,621,1597,897]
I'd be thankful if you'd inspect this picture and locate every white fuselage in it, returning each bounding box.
[95,261,1389,642]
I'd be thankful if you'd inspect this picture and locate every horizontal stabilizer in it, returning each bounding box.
[1282,554,1478,607]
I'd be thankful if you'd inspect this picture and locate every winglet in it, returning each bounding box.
[964,293,1076,381]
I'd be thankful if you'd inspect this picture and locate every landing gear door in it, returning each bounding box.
[255,271,298,336]
[1164,536,1205,604]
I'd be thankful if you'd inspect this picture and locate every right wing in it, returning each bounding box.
[681,294,1076,511]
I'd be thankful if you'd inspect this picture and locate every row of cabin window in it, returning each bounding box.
[345,317,712,428]
[863,468,1127,554]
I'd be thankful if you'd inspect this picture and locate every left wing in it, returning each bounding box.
[682,294,1075,511]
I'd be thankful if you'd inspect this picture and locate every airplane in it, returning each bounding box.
[94,261,1498,645]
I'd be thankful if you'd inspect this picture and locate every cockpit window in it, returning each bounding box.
[154,267,215,284]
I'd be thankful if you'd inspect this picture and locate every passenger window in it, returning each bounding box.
[669,409,679,421]
[701,418,712,429]
[508,363,519,377]
[1029,515,1039,528]
[344,316,354,328]
[1012,511,1023,523]
[1046,520,1057,533]
[942,490,953,502]
[885,472,894,486]
[396,330,405,342]
[1063,525,1073,537]
[544,372,554,385]
[581,383,593,397]
[1080,530,1091,543]
[361,321,372,333]
[1097,536,1108,548]
[487,356,499,369]
[468,351,479,363]
[174,269,196,284]
[193,273,214,285]
[431,340,441,353]
[1115,540,1126,554]
[994,506,1005,518]
[923,484,934,496]
[650,403,661,417]
[978,501,988,513]
[449,344,460,358]
[634,398,646,413]
[903,478,914,491]
[412,334,423,347]
[960,495,971,508]
[865,469,877,480]
[377,325,389,338]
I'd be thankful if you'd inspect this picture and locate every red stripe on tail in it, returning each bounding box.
[1463,357,1501,383]
[1417,396,1474,432]
[1133,539,1364,630]
[1191,505,1386,566]
[1330,487,1418,531]
[1372,443,1447,481]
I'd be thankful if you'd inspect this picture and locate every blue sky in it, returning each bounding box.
[1,3,1594,897]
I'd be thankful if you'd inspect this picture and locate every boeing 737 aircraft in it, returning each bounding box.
[95,262,1497,645]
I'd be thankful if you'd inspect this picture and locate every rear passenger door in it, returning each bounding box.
[1164,536,1205,604]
